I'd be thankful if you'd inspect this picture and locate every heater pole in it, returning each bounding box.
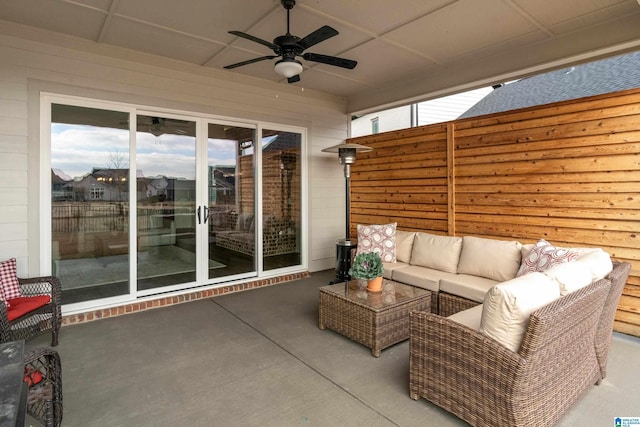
[344,163,351,242]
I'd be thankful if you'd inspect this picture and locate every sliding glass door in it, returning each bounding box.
[206,123,256,279]
[50,103,132,304]
[261,129,302,271]
[135,115,197,292]
[46,96,303,310]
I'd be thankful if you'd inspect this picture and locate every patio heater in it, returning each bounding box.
[322,142,373,284]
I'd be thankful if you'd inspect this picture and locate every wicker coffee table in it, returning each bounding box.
[319,279,431,357]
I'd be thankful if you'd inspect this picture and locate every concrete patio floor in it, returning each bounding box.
[26,269,640,426]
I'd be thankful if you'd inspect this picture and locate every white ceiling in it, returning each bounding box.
[2,0,640,113]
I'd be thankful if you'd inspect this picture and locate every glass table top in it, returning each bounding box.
[320,279,431,310]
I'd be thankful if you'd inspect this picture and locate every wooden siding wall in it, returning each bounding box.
[348,88,640,337]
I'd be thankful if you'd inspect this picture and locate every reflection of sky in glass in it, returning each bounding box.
[51,123,238,180]
[136,131,196,179]
[208,138,237,167]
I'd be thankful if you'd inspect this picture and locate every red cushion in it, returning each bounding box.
[24,368,43,386]
[6,295,51,321]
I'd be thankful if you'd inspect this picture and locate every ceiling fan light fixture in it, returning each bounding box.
[274,58,303,78]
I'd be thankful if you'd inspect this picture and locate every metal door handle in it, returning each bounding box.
[203,206,209,224]
[197,206,201,224]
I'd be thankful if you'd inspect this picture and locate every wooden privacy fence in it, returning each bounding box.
[347,87,640,337]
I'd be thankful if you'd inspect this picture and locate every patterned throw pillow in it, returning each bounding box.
[0,258,22,303]
[516,239,579,277]
[356,223,397,263]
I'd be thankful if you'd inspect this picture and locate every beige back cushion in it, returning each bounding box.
[457,236,522,282]
[410,232,462,274]
[542,261,593,296]
[395,230,416,263]
[576,249,612,282]
[480,272,560,352]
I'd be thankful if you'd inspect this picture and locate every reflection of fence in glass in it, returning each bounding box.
[52,203,195,233]
[52,203,128,233]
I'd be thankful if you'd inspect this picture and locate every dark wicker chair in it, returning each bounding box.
[1,276,62,346]
[24,346,63,427]
[409,261,631,427]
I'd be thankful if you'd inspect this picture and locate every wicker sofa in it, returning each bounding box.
[408,260,631,427]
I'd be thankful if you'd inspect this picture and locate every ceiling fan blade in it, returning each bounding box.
[228,31,279,52]
[302,53,357,69]
[298,25,338,50]
[224,55,277,69]
[287,74,301,83]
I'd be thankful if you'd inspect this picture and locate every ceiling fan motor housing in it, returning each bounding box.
[224,0,357,82]
[274,34,303,56]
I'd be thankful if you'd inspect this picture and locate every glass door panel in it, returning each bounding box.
[262,129,302,270]
[50,104,130,304]
[207,123,256,278]
[136,115,197,291]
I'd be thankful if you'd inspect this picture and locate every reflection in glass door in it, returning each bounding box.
[50,104,131,304]
[136,115,197,292]
[206,124,256,279]
[262,129,302,271]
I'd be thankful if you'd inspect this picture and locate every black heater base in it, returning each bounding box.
[329,239,358,284]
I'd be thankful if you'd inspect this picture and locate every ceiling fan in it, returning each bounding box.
[224,0,357,83]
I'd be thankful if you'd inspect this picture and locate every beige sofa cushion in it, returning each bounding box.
[440,274,498,303]
[542,261,593,296]
[391,265,457,292]
[480,272,560,352]
[410,232,462,274]
[382,261,410,279]
[395,230,416,263]
[576,249,612,282]
[457,236,522,282]
[448,304,483,331]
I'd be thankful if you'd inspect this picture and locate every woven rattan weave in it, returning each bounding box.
[1,276,62,346]
[408,261,631,427]
[319,279,431,356]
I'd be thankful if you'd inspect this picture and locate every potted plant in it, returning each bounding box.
[349,252,385,292]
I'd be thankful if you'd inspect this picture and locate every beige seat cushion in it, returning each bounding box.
[410,232,462,274]
[391,265,457,292]
[480,272,560,352]
[395,230,416,263]
[457,236,522,282]
[448,304,483,331]
[382,261,410,279]
[440,274,498,303]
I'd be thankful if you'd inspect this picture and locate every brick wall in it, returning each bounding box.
[62,271,310,326]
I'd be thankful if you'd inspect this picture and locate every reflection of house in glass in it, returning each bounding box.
[51,169,72,201]
[53,168,130,202]
[52,167,198,204]
[209,166,236,205]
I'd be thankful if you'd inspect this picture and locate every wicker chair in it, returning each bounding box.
[409,261,631,427]
[24,346,63,427]
[1,276,62,346]
[594,261,631,381]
